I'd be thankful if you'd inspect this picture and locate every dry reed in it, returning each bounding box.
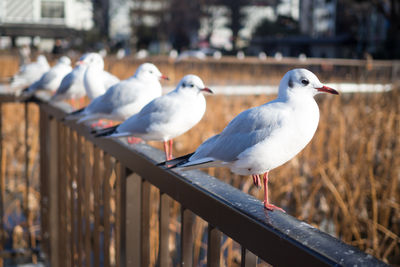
[0,55,398,265]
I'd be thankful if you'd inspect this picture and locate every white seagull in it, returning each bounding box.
[158,69,339,211]
[50,54,90,104]
[11,55,50,91]
[24,56,72,95]
[83,52,119,100]
[94,74,213,160]
[66,63,167,124]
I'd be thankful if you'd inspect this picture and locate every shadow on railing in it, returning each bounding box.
[0,92,388,266]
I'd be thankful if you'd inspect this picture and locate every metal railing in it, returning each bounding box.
[0,92,389,267]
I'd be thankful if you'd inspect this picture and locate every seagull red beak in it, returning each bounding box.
[75,60,84,66]
[317,85,339,95]
[160,75,169,81]
[200,87,213,94]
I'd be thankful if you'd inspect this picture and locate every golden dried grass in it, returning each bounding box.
[148,90,400,265]
[0,55,399,265]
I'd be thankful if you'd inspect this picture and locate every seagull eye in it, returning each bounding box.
[301,79,309,86]
[189,84,194,88]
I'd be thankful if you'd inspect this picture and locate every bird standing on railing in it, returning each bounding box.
[10,55,50,93]
[83,52,119,100]
[23,56,72,96]
[93,74,213,160]
[158,69,339,212]
[50,54,90,107]
[51,53,118,108]
[65,63,167,127]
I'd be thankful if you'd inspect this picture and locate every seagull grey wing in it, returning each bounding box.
[39,70,59,89]
[106,79,144,108]
[84,92,114,114]
[103,71,120,88]
[190,134,220,160]
[117,96,172,134]
[195,103,286,162]
[55,72,74,95]
[26,80,41,93]
[202,130,273,162]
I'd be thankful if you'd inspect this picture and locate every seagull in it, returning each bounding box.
[24,56,72,95]
[83,52,119,100]
[50,54,90,105]
[11,55,50,91]
[93,74,213,160]
[66,63,167,125]
[50,52,117,107]
[158,69,339,211]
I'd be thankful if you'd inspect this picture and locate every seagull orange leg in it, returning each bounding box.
[168,139,173,160]
[252,174,261,187]
[91,120,104,128]
[79,97,85,109]
[263,172,285,212]
[127,136,142,144]
[163,141,170,160]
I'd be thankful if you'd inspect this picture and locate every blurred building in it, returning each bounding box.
[250,0,389,58]
[0,0,93,49]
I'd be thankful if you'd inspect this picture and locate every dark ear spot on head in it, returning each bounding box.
[288,78,294,88]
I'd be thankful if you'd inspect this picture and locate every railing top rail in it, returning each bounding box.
[0,92,388,267]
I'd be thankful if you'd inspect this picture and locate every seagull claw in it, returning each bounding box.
[263,202,286,212]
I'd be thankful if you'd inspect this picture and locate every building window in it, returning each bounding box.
[41,1,65,18]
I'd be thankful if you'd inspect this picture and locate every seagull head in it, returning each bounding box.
[84,53,104,69]
[176,74,213,94]
[58,56,71,66]
[37,55,49,66]
[135,63,168,81]
[278,68,338,99]
[75,53,104,69]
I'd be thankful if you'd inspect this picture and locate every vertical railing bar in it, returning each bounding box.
[207,224,222,267]
[63,125,72,267]
[141,180,151,267]
[158,192,170,267]
[181,208,195,266]
[115,162,129,267]
[48,115,60,267]
[69,130,76,266]
[24,102,36,263]
[0,102,4,267]
[84,141,92,266]
[92,146,101,267]
[39,109,49,261]
[241,247,257,267]
[57,122,68,267]
[125,173,142,267]
[103,153,112,267]
[76,135,84,267]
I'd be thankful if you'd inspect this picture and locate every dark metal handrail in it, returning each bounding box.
[0,92,389,266]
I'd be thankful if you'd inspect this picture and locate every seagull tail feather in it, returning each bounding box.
[157,152,194,168]
[62,107,86,121]
[92,125,119,137]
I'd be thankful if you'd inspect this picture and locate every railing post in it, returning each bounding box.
[159,192,171,267]
[241,247,257,267]
[116,163,130,267]
[39,110,60,266]
[207,224,222,267]
[125,173,142,267]
[141,179,151,267]
[103,153,113,267]
[92,146,102,267]
[181,208,195,266]
[0,103,4,267]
